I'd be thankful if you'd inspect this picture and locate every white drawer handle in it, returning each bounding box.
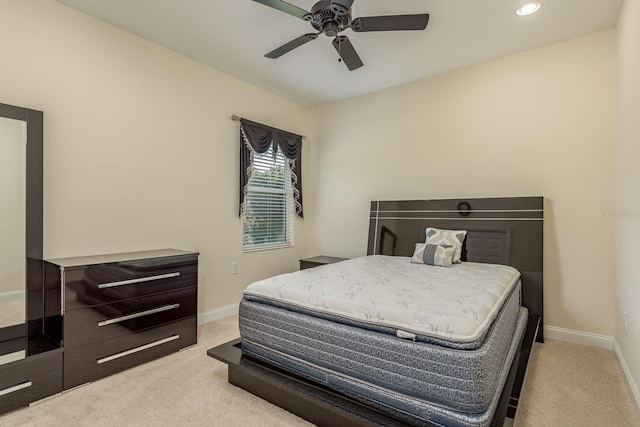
[0,381,32,397]
[98,304,181,327]
[98,272,181,289]
[97,335,180,364]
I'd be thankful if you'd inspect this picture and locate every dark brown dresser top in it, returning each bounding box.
[47,249,198,269]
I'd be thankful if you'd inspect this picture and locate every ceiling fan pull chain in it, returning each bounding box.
[337,36,342,63]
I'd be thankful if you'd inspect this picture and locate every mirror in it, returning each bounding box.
[0,117,26,331]
[0,103,44,366]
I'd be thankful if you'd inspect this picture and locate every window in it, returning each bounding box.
[242,145,294,251]
[238,118,302,250]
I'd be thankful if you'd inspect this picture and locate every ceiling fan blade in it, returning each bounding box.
[332,36,363,71]
[352,14,429,32]
[252,0,311,20]
[265,33,318,59]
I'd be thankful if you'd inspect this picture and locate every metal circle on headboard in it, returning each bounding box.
[457,201,472,216]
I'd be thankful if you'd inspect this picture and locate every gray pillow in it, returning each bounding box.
[411,243,455,268]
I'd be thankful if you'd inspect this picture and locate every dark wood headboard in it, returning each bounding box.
[367,197,544,342]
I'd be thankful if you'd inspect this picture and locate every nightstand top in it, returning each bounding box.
[299,256,349,265]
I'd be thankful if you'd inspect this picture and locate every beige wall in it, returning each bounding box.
[0,0,622,344]
[615,0,640,402]
[0,118,26,294]
[310,30,617,336]
[0,0,311,314]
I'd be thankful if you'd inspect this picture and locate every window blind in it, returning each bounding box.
[242,146,293,251]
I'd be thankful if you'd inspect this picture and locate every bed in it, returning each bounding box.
[209,197,543,426]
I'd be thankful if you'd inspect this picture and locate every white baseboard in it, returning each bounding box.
[0,290,24,300]
[613,341,640,411]
[544,325,614,350]
[198,303,239,325]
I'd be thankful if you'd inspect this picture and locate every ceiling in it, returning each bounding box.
[54,0,622,106]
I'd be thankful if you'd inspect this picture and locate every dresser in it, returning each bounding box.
[0,350,63,414]
[45,249,198,390]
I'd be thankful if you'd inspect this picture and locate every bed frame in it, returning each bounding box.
[209,196,543,426]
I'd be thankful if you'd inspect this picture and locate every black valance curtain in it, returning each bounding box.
[239,118,303,217]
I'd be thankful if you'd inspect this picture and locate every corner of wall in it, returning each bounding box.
[614,340,640,411]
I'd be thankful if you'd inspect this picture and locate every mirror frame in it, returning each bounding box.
[0,102,44,353]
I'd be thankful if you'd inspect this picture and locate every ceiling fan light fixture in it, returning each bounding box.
[516,1,541,16]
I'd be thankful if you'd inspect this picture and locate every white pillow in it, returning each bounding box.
[411,243,455,268]
[425,228,467,263]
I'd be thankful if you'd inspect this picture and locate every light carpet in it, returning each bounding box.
[1,316,638,426]
[515,339,640,426]
[0,293,25,329]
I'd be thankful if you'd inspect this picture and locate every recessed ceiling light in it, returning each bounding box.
[516,1,541,16]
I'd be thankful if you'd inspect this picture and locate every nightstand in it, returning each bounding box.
[299,256,349,270]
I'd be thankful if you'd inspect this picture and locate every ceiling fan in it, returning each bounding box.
[254,0,430,71]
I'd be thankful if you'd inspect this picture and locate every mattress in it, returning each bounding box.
[240,257,520,414]
[240,277,520,414]
[242,307,528,427]
[244,255,521,349]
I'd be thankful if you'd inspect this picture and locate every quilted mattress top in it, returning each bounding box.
[244,255,521,344]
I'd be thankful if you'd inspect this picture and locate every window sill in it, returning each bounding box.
[242,243,294,253]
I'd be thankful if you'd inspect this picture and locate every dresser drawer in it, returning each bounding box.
[64,317,196,389]
[64,286,197,350]
[0,350,63,413]
[64,255,197,310]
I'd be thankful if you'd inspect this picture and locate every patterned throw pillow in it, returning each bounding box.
[425,228,467,263]
[411,243,455,268]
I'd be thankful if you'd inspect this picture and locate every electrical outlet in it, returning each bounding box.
[623,311,628,333]
[231,262,239,275]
